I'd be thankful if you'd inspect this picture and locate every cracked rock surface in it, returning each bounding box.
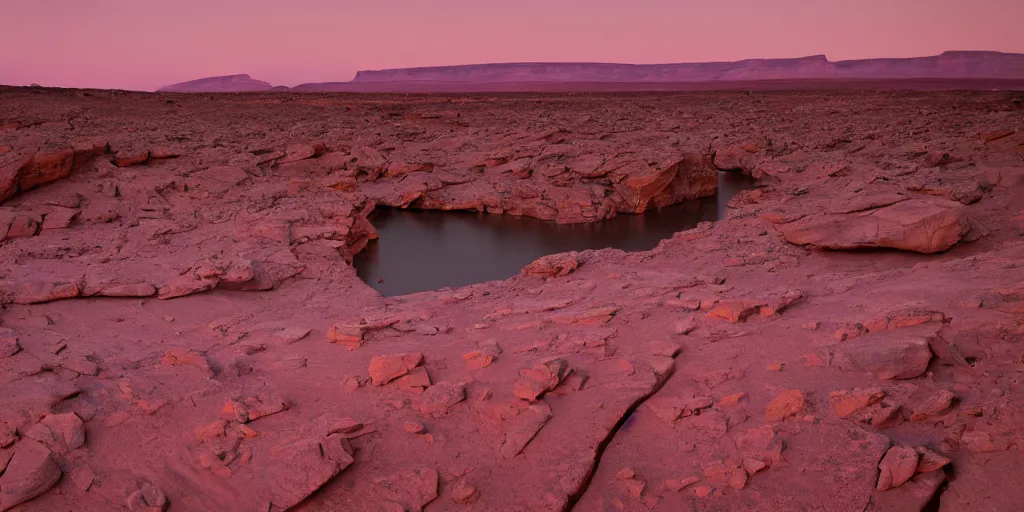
[0,86,1023,510]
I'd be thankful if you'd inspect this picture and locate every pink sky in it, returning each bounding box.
[1,0,1022,91]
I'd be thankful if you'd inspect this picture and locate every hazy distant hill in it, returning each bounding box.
[159,52,1024,92]
[158,74,273,93]
[337,51,1024,84]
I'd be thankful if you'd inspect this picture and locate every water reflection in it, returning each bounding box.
[355,172,753,296]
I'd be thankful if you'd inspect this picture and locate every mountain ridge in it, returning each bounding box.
[158,74,273,93]
[158,51,1024,92]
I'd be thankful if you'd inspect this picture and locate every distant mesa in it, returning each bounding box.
[342,51,1024,84]
[158,74,275,93]
[160,51,1024,93]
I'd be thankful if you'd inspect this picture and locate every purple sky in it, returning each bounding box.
[1,0,1022,91]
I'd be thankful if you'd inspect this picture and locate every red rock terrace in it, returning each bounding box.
[0,86,1022,511]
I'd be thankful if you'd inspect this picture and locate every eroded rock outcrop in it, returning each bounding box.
[776,197,971,253]
[0,86,1019,512]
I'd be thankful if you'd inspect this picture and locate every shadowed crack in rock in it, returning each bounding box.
[563,354,679,511]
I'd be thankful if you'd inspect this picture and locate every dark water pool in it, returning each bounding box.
[355,172,754,296]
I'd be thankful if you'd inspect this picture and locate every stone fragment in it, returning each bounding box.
[983,129,1014,143]
[12,279,81,304]
[522,251,580,277]
[834,335,932,380]
[499,402,552,458]
[737,423,782,468]
[6,215,39,238]
[707,300,762,323]
[462,350,494,370]
[674,316,698,335]
[396,366,432,390]
[742,458,767,475]
[327,323,367,350]
[914,446,951,473]
[245,437,353,510]
[909,390,954,421]
[194,420,227,440]
[450,478,479,504]
[623,478,646,497]
[24,412,86,455]
[514,358,571,401]
[272,327,311,344]
[126,481,168,511]
[71,466,96,492]
[650,340,681,357]
[0,335,20,358]
[765,389,805,422]
[417,381,466,417]
[369,352,424,386]
[0,439,61,511]
[404,421,427,435]
[877,445,919,491]
[648,395,714,424]
[280,142,328,164]
[96,283,157,298]
[371,468,439,511]
[221,396,287,423]
[829,387,885,418]
[41,207,78,230]
[0,422,15,448]
[717,392,746,408]
[161,350,213,375]
[148,146,181,159]
[157,276,217,300]
[113,149,150,167]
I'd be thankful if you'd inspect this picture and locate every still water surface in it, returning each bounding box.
[355,172,753,296]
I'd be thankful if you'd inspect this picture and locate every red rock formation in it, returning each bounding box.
[0,86,1021,512]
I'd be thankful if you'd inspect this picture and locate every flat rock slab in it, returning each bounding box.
[778,198,970,253]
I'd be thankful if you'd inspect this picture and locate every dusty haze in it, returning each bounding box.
[1,0,1023,90]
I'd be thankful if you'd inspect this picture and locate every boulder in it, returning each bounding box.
[24,412,86,455]
[0,439,61,511]
[777,198,970,253]
[834,335,933,380]
[877,445,919,491]
[522,252,580,278]
[417,381,466,416]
